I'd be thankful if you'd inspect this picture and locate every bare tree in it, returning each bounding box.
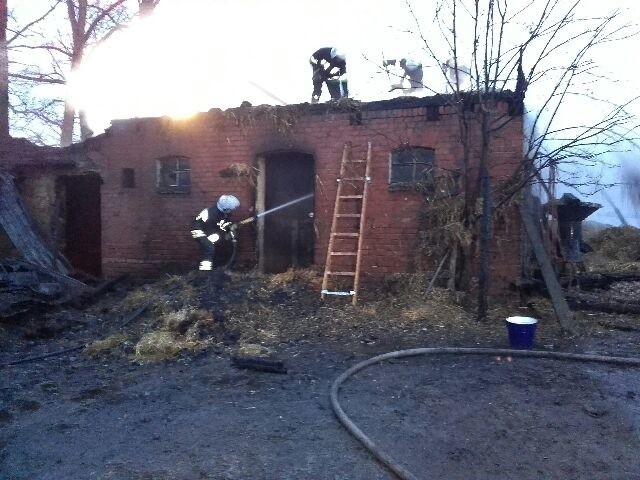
[60,0,128,145]
[2,0,66,143]
[405,0,637,320]
[8,0,160,146]
[1,0,8,140]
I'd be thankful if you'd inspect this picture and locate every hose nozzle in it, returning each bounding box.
[238,216,257,226]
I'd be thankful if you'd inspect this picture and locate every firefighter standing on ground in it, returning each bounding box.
[309,47,348,103]
[190,195,240,272]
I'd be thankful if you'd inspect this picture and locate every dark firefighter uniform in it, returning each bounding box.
[310,47,348,103]
[190,202,237,271]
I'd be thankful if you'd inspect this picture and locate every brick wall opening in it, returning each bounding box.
[261,151,315,273]
[61,174,102,276]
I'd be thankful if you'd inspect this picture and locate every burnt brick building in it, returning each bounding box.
[84,94,524,290]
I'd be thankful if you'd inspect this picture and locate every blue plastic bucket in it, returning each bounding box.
[506,316,538,349]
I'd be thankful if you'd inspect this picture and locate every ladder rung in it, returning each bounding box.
[330,252,357,256]
[327,271,356,276]
[339,195,363,199]
[336,214,361,218]
[349,159,367,163]
[332,233,359,237]
[341,177,366,181]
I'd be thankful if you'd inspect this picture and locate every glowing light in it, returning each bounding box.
[69,0,640,144]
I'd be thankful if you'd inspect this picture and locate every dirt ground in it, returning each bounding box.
[1,270,640,480]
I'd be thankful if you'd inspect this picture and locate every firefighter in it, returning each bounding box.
[386,58,424,90]
[399,58,423,88]
[190,194,240,273]
[309,47,348,103]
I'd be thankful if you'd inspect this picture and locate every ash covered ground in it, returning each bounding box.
[1,269,639,480]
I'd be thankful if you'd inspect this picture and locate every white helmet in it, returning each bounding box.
[330,47,346,60]
[217,194,240,214]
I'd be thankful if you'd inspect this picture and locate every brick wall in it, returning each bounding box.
[92,96,524,289]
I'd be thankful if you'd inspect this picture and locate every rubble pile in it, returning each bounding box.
[0,258,89,317]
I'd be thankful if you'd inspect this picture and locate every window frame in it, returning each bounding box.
[388,146,435,191]
[155,155,191,194]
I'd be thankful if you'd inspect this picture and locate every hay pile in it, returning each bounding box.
[86,267,563,363]
[85,334,129,356]
[586,226,640,272]
[133,308,218,361]
[589,226,640,261]
[115,273,199,317]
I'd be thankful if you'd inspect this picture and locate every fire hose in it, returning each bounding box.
[218,216,257,270]
[330,347,640,480]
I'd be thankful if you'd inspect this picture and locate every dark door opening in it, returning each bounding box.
[61,174,102,276]
[263,152,315,273]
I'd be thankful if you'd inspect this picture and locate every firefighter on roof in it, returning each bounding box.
[385,58,424,90]
[309,47,348,103]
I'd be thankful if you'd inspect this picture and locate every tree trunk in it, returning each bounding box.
[447,242,458,291]
[61,1,86,147]
[476,165,492,321]
[455,99,473,292]
[0,0,9,140]
[476,109,493,322]
[60,99,75,146]
[79,109,93,140]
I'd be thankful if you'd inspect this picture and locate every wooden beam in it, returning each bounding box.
[519,198,575,333]
[0,173,69,275]
[256,156,266,273]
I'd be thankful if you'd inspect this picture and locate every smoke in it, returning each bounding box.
[622,159,640,213]
[65,0,640,230]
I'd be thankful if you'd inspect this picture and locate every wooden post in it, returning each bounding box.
[256,156,266,273]
[519,197,575,333]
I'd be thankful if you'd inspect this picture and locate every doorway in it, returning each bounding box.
[259,152,315,273]
[61,174,102,276]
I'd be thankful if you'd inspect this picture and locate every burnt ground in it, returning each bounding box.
[1,270,640,480]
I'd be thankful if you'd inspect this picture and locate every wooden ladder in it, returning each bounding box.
[321,142,372,305]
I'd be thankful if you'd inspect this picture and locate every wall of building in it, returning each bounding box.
[15,174,61,244]
[0,138,87,272]
[93,98,523,288]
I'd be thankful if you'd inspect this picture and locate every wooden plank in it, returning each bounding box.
[353,142,372,305]
[321,143,350,298]
[0,173,69,275]
[256,156,266,273]
[231,356,287,374]
[519,199,575,333]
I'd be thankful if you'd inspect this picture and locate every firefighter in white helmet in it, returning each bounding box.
[190,195,240,272]
[309,47,348,103]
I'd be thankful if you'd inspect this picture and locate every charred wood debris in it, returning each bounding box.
[0,172,117,318]
[518,272,640,315]
[0,258,125,318]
